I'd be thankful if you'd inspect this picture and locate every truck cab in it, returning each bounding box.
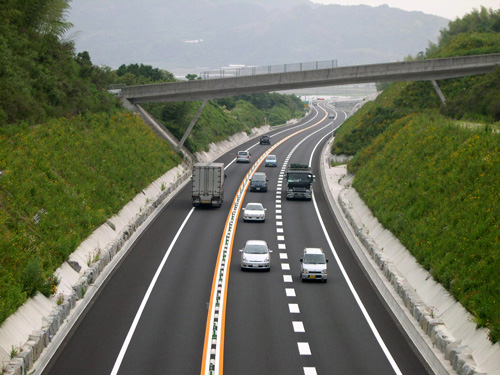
[285,164,314,200]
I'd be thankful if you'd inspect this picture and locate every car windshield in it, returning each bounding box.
[287,172,313,183]
[253,175,265,182]
[246,204,263,211]
[245,244,268,254]
[304,254,326,264]
[267,155,276,161]
[238,152,248,156]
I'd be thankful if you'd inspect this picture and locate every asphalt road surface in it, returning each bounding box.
[42,104,432,375]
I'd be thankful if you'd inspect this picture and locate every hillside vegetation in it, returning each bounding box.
[142,93,304,152]
[332,7,500,342]
[0,0,304,326]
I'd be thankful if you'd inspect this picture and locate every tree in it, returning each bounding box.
[15,0,73,36]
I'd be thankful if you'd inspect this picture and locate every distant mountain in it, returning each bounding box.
[67,0,449,74]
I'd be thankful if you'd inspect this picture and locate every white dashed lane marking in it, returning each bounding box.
[285,288,296,297]
[281,263,290,270]
[277,235,285,241]
[279,253,288,259]
[289,303,300,313]
[293,321,305,332]
[297,342,311,355]
[283,275,293,283]
[278,243,286,249]
[304,368,318,375]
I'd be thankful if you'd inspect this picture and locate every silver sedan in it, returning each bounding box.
[242,202,266,222]
[240,240,272,270]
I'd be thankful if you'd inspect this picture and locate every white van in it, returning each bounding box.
[300,248,328,282]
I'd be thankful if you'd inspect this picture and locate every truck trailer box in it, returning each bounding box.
[192,163,225,207]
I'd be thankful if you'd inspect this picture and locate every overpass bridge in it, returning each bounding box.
[120,53,500,157]
[121,53,500,105]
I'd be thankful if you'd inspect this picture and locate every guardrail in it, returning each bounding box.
[199,60,338,79]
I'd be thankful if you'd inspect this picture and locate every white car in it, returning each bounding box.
[300,248,328,282]
[240,240,272,270]
[242,202,266,222]
[236,150,251,163]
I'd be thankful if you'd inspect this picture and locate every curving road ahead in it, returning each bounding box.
[41,104,432,375]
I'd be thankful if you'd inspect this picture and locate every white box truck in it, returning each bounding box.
[192,163,225,207]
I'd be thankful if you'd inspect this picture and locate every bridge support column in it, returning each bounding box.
[178,100,208,150]
[431,80,446,105]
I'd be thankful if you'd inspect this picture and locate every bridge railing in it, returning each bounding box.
[199,60,338,79]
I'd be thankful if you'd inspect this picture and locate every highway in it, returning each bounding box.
[42,104,432,375]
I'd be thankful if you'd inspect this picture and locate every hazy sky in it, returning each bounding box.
[310,0,500,19]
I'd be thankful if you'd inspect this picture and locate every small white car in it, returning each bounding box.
[240,240,272,270]
[242,202,266,222]
[300,248,328,282]
[236,150,251,163]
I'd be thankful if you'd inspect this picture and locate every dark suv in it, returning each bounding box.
[250,172,268,192]
[260,135,271,145]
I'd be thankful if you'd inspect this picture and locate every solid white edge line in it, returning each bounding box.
[110,207,196,375]
[310,133,402,375]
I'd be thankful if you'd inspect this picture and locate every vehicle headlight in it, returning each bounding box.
[322,269,327,274]
[242,255,248,262]
[264,256,269,262]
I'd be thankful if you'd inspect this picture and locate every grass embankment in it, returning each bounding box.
[332,47,500,341]
[142,100,257,153]
[0,111,181,325]
[351,112,500,342]
[142,94,305,153]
